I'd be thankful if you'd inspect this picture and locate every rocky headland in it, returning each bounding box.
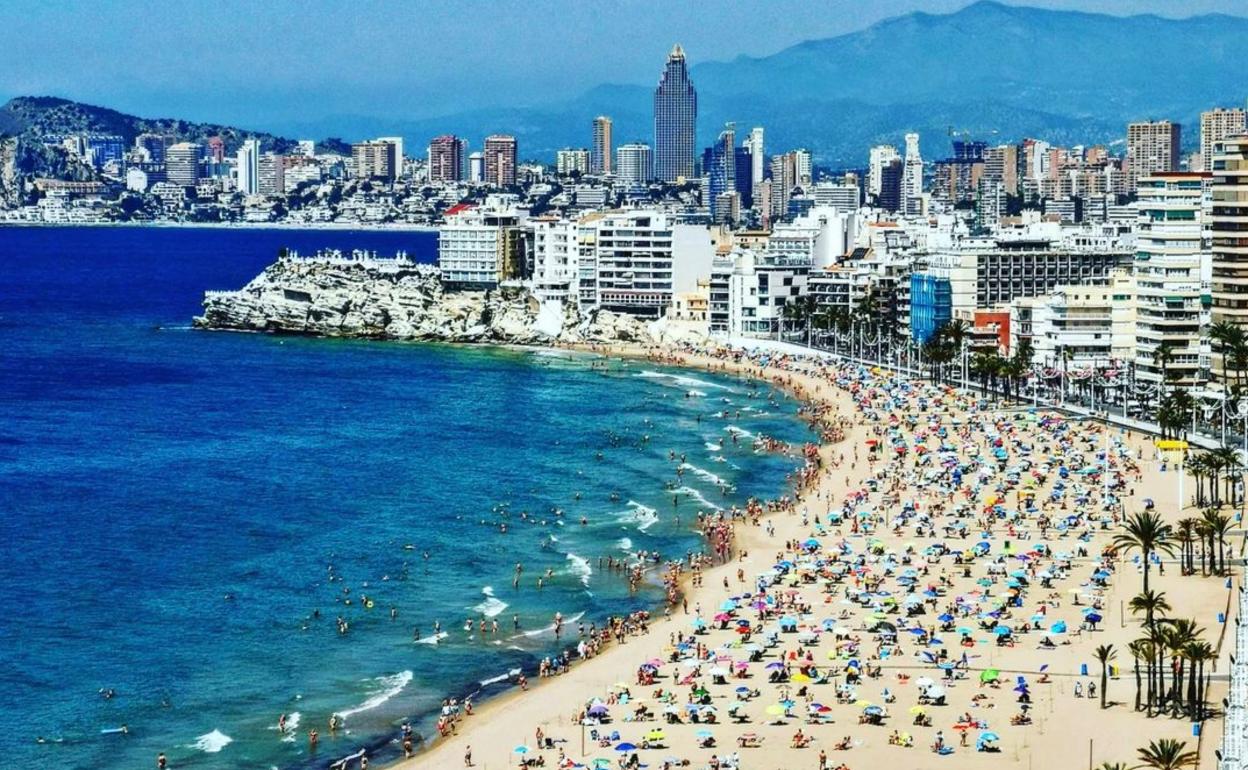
[193,255,686,346]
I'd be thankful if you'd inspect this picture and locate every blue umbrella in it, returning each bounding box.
[615,743,637,752]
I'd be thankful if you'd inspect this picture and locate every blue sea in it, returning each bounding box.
[0,226,813,770]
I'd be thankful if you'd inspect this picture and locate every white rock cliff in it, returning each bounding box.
[193,256,662,346]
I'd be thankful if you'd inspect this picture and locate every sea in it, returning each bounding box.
[0,225,815,770]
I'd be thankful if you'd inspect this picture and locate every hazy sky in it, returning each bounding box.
[1,0,1243,130]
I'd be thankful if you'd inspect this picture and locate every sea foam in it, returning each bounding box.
[566,553,592,586]
[472,586,509,618]
[190,730,233,753]
[336,671,413,721]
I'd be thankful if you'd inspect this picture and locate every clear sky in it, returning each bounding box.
[0,0,1243,132]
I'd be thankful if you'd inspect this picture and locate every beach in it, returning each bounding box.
[392,343,1237,770]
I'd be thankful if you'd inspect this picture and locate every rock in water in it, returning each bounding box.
[192,254,658,346]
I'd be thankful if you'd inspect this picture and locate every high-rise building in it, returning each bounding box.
[591,116,613,175]
[165,142,201,186]
[1200,108,1246,172]
[769,152,798,218]
[1211,135,1248,359]
[556,148,591,175]
[902,132,923,214]
[706,124,737,222]
[377,137,405,178]
[867,144,900,200]
[1133,172,1209,389]
[468,152,484,183]
[236,139,260,195]
[653,43,697,183]
[1126,121,1181,189]
[483,134,518,186]
[747,127,764,206]
[616,143,653,184]
[135,133,168,165]
[983,144,1020,195]
[733,145,754,210]
[352,140,398,181]
[258,153,285,196]
[297,140,316,158]
[428,135,466,183]
[878,159,904,213]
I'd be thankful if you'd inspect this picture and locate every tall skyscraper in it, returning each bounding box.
[236,139,260,195]
[878,159,904,213]
[616,143,653,184]
[165,142,201,186]
[1126,121,1181,189]
[653,43,697,183]
[747,127,764,205]
[1200,108,1246,171]
[867,144,900,199]
[428,135,466,183]
[902,132,923,214]
[706,123,736,222]
[483,134,518,186]
[206,136,226,163]
[591,116,613,175]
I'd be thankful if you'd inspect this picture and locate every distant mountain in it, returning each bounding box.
[0,96,349,155]
[0,96,351,205]
[376,1,1248,165]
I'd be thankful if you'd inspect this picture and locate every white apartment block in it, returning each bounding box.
[1132,173,1210,388]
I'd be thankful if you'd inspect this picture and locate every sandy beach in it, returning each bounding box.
[390,344,1236,770]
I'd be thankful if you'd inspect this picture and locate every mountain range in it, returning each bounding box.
[306,1,1248,165]
[4,2,1248,171]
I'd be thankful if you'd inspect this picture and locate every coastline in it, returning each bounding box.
[388,341,849,770]
[384,342,1234,770]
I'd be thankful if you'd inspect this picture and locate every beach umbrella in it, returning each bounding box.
[909,705,926,715]
[719,600,736,611]
[695,729,714,739]
[1085,613,1103,624]
[646,729,666,742]
[592,760,612,769]
[765,662,785,670]
[926,685,946,698]
[979,731,1000,742]
[765,704,786,716]
[864,705,884,716]
[588,704,609,716]
[915,677,935,688]
[980,669,1000,683]
[791,672,811,683]
[514,746,530,754]
[615,743,637,752]
[1050,620,1067,634]
[708,667,729,677]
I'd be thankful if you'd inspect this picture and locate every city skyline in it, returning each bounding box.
[2,0,1246,141]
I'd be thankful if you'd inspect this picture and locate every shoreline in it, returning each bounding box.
[386,342,1234,770]
[387,342,847,770]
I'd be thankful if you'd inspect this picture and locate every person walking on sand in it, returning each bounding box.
[465,745,473,766]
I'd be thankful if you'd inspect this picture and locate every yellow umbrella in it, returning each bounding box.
[791,673,811,683]
[908,705,925,715]
[855,699,872,707]
[646,729,666,741]
[765,704,786,716]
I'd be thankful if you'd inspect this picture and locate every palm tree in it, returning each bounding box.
[1128,589,1171,633]
[1134,738,1198,770]
[1152,343,1177,391]
[1094,644,1116,709]
[1128,639,1151,712]
[1210,320,1245,389]
[1175,519,1200,575]
[1184,640,1215,720]
[1113,511,1176,594]
[1201,508,1234,576]
[1211,445,1243,507]
[1162,620,1203,717]
[1100,763,1130,770]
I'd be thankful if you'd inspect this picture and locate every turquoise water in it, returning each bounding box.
[0,226,814,769]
